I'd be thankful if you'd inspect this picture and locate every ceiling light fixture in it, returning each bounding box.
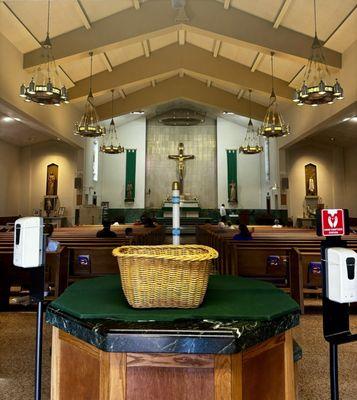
[258,53,290,138]
[100,89,124,154]
[2,117,14,122]
[350,116,357,123]
[293,0,344,106]
[19,0,68,106]
[239,90,263,154]
[74,52,105,138]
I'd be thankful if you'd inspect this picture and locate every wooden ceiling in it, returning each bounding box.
[1,0,356,120]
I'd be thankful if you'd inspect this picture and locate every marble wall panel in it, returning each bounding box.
[146,117,217,208]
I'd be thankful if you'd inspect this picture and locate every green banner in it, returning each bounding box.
[125,149,136,202]
[226,149,238,203]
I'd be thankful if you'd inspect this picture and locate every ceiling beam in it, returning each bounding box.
[68,43,293,101]
[142,39,151,57]
[273,0,292,29]
[23,0,341,70]
[72,0,91,30]
[250,52,264,72]
[223,0,231,10]
[178,29,186,45]
[95,76,266,121]
[99,52,113,72]
[212,39,221,58]
[132,0,141,10]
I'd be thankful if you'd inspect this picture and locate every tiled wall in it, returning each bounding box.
[146,117,217,208]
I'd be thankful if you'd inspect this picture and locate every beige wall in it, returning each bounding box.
[20,141,79,224]
[0,139,21,215]
[287,143,336,221]
[344,145,357,217]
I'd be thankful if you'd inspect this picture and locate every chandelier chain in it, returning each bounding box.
[314,0,317,37]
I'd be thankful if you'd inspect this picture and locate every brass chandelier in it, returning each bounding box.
[258,53,290,138]
[239,90,263,154]
[74,52,105,138]
[293,0,344,107]
[100,90,124,154]
[19,0,68,106]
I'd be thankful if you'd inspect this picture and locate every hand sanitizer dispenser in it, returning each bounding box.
[13,217,44,268]
[326,247,357,303]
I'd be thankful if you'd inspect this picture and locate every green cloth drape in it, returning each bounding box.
[125,149,136,201]
[226,149,238,203]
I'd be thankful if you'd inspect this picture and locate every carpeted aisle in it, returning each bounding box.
[0,312,356,399]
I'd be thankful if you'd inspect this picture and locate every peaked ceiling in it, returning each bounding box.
[1,0,356,120]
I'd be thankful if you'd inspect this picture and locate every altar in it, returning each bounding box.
[46,275,299,400]
[162,198,200,218]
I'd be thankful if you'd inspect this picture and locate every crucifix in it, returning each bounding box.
[168,143,194,193]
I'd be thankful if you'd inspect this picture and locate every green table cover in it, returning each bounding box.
[50,275,299,322]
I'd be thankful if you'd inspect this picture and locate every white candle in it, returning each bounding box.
[172,181,180,245]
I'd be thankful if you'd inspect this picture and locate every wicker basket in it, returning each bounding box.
[112,245,219,309]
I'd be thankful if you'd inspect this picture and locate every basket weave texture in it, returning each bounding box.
[112,245,219,308]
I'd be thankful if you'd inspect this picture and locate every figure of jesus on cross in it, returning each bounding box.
[168,143,194,193]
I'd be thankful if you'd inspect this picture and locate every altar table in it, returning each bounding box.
[46,275,300,400]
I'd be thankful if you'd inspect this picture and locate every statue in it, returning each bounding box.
[305,163,317,196]
[168,143,194,192]
[229,180,237,203]
[126,182,134,200]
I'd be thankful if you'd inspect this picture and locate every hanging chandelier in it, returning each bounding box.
[74,52,105,138]
[100,90,124,154]
[239,90,263,154]
[19,0,68,106]
[258,52,290,138]
[293,0,344,106]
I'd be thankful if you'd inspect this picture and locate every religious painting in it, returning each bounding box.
[280,193,287,206]
[305,163,317,197]
[46,163,58,196]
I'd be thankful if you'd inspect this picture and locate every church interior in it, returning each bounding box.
[0,1,356,399]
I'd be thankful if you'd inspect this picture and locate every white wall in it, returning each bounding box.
[0,139,21,215]
[217,117,279,209]
[86,117,146,208]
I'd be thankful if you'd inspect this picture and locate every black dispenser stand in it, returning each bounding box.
[30,234,46,400]
[321,237,357,400]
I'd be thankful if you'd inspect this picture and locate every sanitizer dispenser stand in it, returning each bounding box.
[13,217,46,400]
[317,209,357,400]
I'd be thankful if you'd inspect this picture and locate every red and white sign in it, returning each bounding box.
[321,209,345,236]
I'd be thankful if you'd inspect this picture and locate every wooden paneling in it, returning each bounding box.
[127,353,214,369]
[100,352,126,400]
[243,345,285,400]
[126,367,214,400]
[58,337,100,400]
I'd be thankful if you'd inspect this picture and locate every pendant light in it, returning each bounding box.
[100,90,124,154]
[19,0,68,105]
[258,52,290,138]
[293,0,344,106]
[239,90,263,154]
[74,52,105,138]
